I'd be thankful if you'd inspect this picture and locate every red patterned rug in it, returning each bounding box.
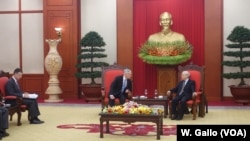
[57,123,176,136]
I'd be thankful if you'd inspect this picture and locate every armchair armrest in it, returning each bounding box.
[127,91,132,99]
[167,93,177,101]
[192,91,203,101]
[101,87,107,98]
[4,96,18,100]
[0,102,4,107]
[4,96,23,106]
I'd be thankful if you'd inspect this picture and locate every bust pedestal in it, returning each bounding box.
[44,39,64,102]
[157,65,177,95]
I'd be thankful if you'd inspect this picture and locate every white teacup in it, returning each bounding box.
[140,96,147,99]
[158,96,163,99]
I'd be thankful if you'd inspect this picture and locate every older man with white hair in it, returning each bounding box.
[167,71,196,120]
[108,68,132,107]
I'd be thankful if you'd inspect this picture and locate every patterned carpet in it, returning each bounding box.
[3,103,250,141]
[57,123,176,136]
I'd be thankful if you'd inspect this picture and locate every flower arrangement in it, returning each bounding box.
[138,41,193,65]
[101,101,163,115]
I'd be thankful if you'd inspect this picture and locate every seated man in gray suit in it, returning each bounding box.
[5,68,44,124]
[108,68,132,107]
[167,71,197,120]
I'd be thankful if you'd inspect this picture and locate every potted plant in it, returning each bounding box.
[222,26,250,105]
[75,31,109,102]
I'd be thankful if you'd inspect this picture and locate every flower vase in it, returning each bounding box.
[44,39,63,102]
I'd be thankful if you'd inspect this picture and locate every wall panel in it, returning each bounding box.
[46,11,73,76]
[0,0,18,11]
[47,0,73,6]
[22,74,44,99]
[22,0,43,10]
[80,0,117,85]
[204,0,223,101]
[0,14,20,72]
[117,0,133,70]
[22,13,44,74]
[43,0,80,99]
[223,0,250,98]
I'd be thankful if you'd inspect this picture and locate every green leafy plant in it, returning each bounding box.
[222,26,250,86]
[75,31,109,84]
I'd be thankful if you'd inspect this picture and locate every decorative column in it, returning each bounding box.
[44,39,63,102]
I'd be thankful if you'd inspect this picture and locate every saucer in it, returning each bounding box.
[132,96,139,99]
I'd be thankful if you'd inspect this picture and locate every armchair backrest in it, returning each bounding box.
[101,63,125,97]
[0,76,9,96]
[0,70,10,78]
[178,63,205,92]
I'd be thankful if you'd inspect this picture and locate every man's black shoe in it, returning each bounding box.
[33,116,44,122]
[36,118,45,123]
[2,132,9,137]
[30,119,44,124]
[0,132,9,140]
[176,116,183,120]
[171,115,178,120]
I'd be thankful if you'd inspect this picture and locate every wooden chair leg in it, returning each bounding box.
[168,104,172,118]
[197,103,201,117]
[10,115,13,121]
[198,104,202,117]
[206,102,208,113]
[17,111,22,126]
[192,104,197,120]
[200,94,207,115]
[204,94,208,113]
[201,103,206,117]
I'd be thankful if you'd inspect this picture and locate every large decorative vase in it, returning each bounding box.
[44,39,64,102]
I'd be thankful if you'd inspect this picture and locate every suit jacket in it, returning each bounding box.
[109,75,132,97]
[4,77,23,106]
[5,77,23,98]
[170,79,195,100]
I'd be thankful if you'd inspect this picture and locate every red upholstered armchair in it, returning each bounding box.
[0,71,27,126]
[101,63,132,109]
[168,63,207,120]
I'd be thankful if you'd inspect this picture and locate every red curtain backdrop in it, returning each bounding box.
[133,0,204,96]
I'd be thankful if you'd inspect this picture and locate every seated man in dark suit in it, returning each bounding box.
[0,106,9,139]
[5,68,44,124]
[109,68,132,107]
[167,71,197,120]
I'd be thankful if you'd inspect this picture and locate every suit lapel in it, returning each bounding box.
[11,78,20,92]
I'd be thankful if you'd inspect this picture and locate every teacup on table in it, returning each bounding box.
[158,96,163,99]
[140,95,147,99]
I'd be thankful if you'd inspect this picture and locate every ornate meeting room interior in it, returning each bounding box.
[0,0,250,141]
